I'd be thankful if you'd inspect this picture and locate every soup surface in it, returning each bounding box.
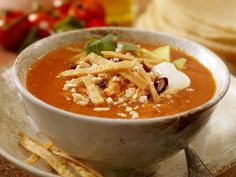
[27,35,216,119]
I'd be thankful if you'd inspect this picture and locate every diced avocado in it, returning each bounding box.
[173,58,187,70]
[152,45,170,61]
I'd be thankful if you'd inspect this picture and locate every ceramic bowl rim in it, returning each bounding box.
[13,27,231,124]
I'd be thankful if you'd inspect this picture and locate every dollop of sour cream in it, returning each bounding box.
[152,62,191,94]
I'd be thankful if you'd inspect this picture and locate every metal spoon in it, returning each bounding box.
[185,146,215,177]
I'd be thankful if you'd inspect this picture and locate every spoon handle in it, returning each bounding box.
[184,146,215,177]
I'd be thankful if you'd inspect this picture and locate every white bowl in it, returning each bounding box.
[13,27,230,169]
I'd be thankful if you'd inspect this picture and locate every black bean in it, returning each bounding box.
[154,77,168,94]
[141,61,151,72]
[69,63,77,69]
[98,80,108,89]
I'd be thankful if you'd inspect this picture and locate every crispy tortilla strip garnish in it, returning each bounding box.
[19,132,76,177]
[82,76,104,105]
[119,70,148,89]
[73,52,87,64]
[26,140,53,164]
[68,162,95,177]
[101,51,160,65]
[102,51,134,61]
[87,53,148,89]
[137,64,159,103]
[60,59,136,77]
[66,47,83,53]
[50,146,103,177]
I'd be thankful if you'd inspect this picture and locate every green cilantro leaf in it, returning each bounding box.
[85,34,118,56]
[120,42,139,52]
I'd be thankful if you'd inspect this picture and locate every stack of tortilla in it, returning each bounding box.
[135,0,236,73]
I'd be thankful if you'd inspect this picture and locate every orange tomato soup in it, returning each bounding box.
[27,43,216,119]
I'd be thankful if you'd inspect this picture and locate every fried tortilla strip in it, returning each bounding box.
[87,53,148,89]
[60,59,136,77]
[101,51,160,65]
[26,140,53,164]
[137,64,159,103]
[66,47,83,53]
[19,132,76,177]
[69,162,95,177]
[73,52,87,64]
[82,76,104,105]
[119,70,148,89]
[51,146,103,177]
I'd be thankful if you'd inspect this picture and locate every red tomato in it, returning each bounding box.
[86,18,106,27]
[4,10,25,24]
[68,0,105,21]
[53,1,72,19]
[0,18,32,51]
[28,12,55,38]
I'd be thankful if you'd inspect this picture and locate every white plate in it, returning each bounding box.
[0,66,236,177]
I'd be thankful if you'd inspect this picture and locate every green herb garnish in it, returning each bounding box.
[173,58,187,70]
[85,34,118,56]
[120,42,139,52]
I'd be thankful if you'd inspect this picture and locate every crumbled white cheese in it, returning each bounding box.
[156,104,161,107]
[92,76,103,83]
[125,107,133,112]
[132,93,138,99]
[139,96,148,103]
[112,75,120,82]
[70,88,76,93]
[66,96,71,101]
[134,105,139,110]
[106,97,114,104]
[112,58,120,62]
[124,88,136,99]
[115,43,123,52]
[77,100,89,106]
[72,93,84,102]
[186,88,194,92]
[130,111,139,119]
[113,102,118,106]
[64,83,77,88]
[118,97,125,103]
[117,113,127,118]
[152,62,191,94]
[93,107,110,111]
[123,103,127,107]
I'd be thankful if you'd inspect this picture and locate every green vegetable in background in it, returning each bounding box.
[55,16,84,33]
[85,34,118,56]
[18,27,38,52]
[173,58,187,70]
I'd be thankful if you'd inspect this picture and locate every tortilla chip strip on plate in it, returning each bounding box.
[87,53,148,89]
[26,140,53,164]
[101,51,160,65]
[50,146,103,177]
[60,59,136,77]
[82,76,104,105]
[19,132,76,177]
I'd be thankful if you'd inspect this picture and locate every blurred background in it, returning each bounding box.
[0,0,236,176]
[1,0,235,74]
